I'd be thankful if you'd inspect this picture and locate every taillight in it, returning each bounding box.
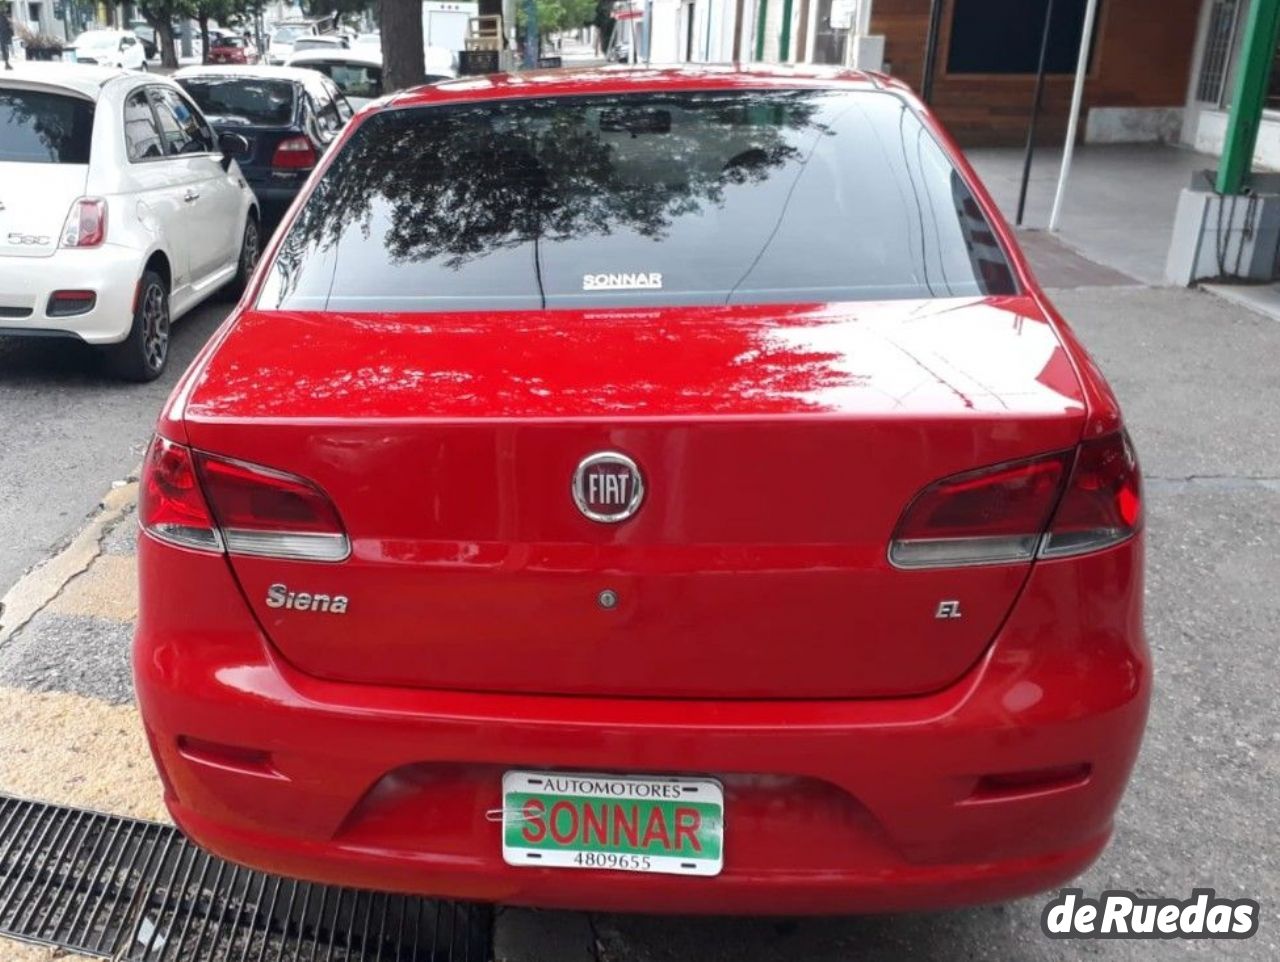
[890,431,1141,568]
[1040,430,1141,558]
[890,452,1072,568]
[139,437,349,562]
[139,437,223,552]
[60,198,107,248]
[271,136,317,170]
[195,452,349,561]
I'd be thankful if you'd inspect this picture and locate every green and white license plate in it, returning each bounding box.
[501,771,724,877]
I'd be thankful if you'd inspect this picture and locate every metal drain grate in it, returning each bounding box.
[0,794,493,961]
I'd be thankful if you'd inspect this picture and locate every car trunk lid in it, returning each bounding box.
[0,82,94,260]
[181,296,1087,699]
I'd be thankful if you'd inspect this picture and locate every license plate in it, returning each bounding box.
[501,771,724,877]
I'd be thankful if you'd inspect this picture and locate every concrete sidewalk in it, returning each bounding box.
[967,143,1216,286]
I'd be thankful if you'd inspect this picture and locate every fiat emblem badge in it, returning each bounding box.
[573,451,645,523]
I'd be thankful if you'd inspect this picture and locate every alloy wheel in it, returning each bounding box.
[141,282,169,372]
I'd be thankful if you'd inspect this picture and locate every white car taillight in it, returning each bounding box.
[60,198,108,248]
[890,431,1141,568]
[139,436,349,562]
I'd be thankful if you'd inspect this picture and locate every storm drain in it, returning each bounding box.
[0,794,493,961]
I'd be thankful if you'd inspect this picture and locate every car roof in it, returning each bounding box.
[288,49,381,67]
[0,61,133,99]
[72,28,136,41]
[172,64,327,85]
[383,63,888,111]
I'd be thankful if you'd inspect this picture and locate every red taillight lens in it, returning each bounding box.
[60,198,107,248]
[46,289,97,317]
[140,437,348,562]
[271,136,317,170]
[139,437,223,552]
[890,452,1071,568]
[1040,430,1141,558]
[195,452,349,561]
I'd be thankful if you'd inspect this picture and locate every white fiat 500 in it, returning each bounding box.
[0,64,259,380]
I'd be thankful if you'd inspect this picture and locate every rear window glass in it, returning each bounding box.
[303,62,382,99]
[258,89,1017,312]
[0,89,94,164]
[177,77,295,127]
[214,36,247,48]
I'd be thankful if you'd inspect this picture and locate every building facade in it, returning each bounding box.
[1181,0,1280,168]
[652,0,1209,148]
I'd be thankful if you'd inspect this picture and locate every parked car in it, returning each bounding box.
[127,20,158,59]
[134,66,1149,918]
[290,35,349,53]
[63,29,148,70]
[207,34,259,65]
[285,49,384,109]
[607,38,632,62]
[0,63,259,380]
[173,65,352,214]
[264,22,319,65]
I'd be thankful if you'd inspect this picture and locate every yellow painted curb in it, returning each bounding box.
[0,481,138,645]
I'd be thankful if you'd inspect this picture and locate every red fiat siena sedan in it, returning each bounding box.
[134,65,1149,915]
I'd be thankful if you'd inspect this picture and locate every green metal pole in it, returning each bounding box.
[1217,0,1280,194]
[755,0,768,60]
[779,0,793,60]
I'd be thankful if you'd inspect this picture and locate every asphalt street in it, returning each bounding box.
[0,299,227,596]
[0,277,1277,959]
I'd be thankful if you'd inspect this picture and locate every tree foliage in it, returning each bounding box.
[516,0,594,38]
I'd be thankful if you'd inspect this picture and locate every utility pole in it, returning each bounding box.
[523,0,537,66]
[1015,0,1055,227]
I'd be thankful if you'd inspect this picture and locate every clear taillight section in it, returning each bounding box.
[60,198,107,248]
[1040,430,1142,558]
[139,436,348,562]
[891,431,1141,568]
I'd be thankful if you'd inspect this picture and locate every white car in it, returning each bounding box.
[265,22,319,65]
[285,48,385,109]
[0,64,260,380]
[290,35,349,53]
[286,45,453,109]
[64,29,149,71]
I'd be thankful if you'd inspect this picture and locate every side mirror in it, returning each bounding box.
[218,132,250,170]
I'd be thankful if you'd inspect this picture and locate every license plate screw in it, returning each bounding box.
[598,589,619,609]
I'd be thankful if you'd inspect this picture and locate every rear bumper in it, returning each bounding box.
[134,535,1150,915]
[0,245,142,344]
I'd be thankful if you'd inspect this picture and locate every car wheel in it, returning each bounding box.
[229,214,261,296]
[106,269,170,382]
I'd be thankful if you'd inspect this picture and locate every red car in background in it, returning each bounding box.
[134,66,1149,918]
[206,34,259,65]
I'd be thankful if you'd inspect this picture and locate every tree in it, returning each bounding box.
[192,0,252,63]
[133,0,196,68]
[515,0,593,55]
[378,0,424,93]
[591,0,614,53]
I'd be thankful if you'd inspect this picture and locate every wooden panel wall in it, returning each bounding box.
[870,0,1202,145]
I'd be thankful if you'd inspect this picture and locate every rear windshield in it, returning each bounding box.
[303,61,382,99]
[213,36,247,48]
[177,77,296,127]
[0,89,95,164]
[258,89,1017,312]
